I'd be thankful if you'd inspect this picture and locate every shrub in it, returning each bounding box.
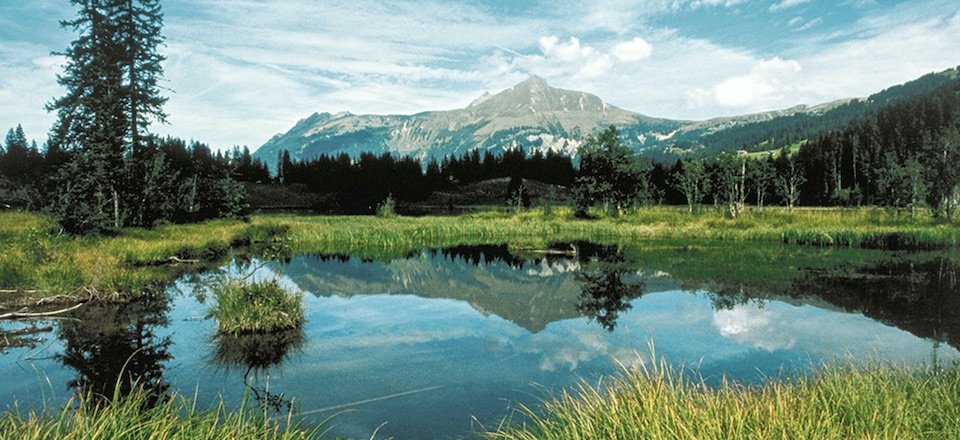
[377,195,397,218]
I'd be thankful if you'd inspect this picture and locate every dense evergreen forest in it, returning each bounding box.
[274,147,575,212]
[0,126,261,228]
[692,68,960,156]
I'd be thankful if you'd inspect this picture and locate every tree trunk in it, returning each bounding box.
[127,0,139,151]
[113,186,120,229]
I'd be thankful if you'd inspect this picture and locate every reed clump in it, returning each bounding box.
[209,278,304,334]
[487,359,960,440]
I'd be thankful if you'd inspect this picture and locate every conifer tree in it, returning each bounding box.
[48,0,168,234]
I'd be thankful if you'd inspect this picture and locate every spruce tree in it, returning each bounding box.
[48,0,168,234]
[113,0,167,150]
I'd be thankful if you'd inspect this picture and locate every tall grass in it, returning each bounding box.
[487,358,960,440]
[209,278,304,334]
[0,387,320,440]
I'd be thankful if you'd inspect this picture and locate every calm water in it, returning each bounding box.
[2,243,959,439]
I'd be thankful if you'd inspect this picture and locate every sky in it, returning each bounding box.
[1,0,959,151]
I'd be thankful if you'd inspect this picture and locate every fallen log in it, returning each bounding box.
[168,256,200,264]
[0,302,85,320]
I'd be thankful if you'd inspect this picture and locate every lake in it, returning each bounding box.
[2,242,958,439]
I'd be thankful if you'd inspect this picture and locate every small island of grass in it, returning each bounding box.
[209,278,305,335]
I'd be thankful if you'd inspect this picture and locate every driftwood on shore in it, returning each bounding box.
[0,287,101,321]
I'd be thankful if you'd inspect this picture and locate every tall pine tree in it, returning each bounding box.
[48,0,168,234]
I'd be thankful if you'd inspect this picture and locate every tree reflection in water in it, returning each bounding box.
[57,288,172,406]
[794,256,960,350]
[575,244,645,331]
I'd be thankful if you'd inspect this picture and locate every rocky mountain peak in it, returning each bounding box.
[517,75,548,90]
[469,76,611,116]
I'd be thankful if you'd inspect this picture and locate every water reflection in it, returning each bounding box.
[213,328,305,412]
[575,246,645,331]
[0,323,53,353]
[279,244,960,351]
[57,289,172,404]
[793,256,960,349]
[213,329,305,374]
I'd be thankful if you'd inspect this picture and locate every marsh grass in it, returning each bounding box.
[0,212,286,295]
[267,205,960,260]
[487,358,960,440]
[2,206,958,294]
[0,387,319,440]
[209,278,304,334]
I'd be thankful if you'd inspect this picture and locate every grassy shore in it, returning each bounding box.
[2,364,957,440]
[0,388,319,440]
[487,359,960,440]
[269,205,960,259]
[2,205,958,296]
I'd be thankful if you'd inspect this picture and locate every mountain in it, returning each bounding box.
[254,68,960,167]
[255,76,681,167]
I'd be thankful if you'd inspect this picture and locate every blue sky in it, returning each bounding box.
[1,0,959,151]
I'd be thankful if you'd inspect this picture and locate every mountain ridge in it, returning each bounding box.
[254,68,960,167]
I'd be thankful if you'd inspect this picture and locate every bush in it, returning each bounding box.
[377,195,397,218]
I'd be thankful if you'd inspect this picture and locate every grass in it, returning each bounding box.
[268,205,960,259]
[0,387,320,440]
[0,211,287,296]
[209,278,304,334]
[2,205,958,296]
[487,357,960,440]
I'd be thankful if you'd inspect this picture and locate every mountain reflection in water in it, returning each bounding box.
[2,242,959,440]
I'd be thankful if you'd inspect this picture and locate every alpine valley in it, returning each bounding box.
[254,68,960,166]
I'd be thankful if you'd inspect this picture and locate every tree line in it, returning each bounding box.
[0,124,265,229]
[274,147,576,213]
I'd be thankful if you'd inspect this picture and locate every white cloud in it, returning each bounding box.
[501,35,617,80]
[770,0,812,12]
[0,45,62,143]
[713,306,796,351]
[713,57,803,109]
[612,37,654,61]
[795,17,823,31]
[690,0,747,8]
[2,0,960,150]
